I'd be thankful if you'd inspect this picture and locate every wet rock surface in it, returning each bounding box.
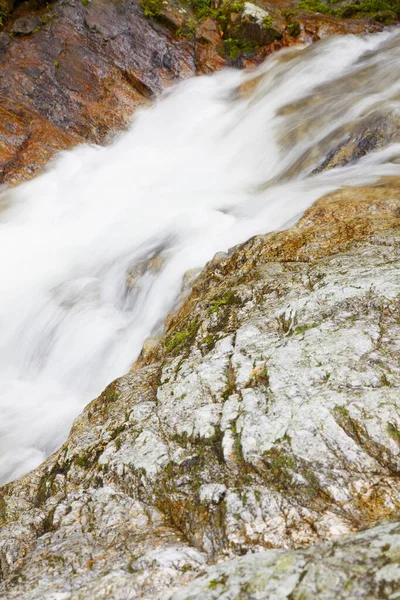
[0,0,390,185]
[0,0,200,185]
[1,178,400,598]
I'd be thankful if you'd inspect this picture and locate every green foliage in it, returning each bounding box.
[297,0,336,15]
[190,0,213,17]
[175,17,197,37]
[185,0,244,22]
[297,0,400,20]
[287,21,301,36]
[339,0,400,20]
[263,14,273,28]
[210,291,239,312]
[139,0,163,17]
[387,422,400,444]
[283,8,296,18]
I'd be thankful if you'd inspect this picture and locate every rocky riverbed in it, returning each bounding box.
[1,0,400,597]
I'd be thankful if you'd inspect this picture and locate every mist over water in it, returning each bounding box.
[1,29,400,485]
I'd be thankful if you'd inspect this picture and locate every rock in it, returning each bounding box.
[170,520,400,599]
[0,0,205,184]
[235,2,284,45]
[195,17,226,73]
[0,101,79,186]
[11,16,42,35]
[157,0,193,30]
[0,0,393,182]
[1,178,400,597]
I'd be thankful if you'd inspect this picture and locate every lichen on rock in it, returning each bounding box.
[1,175,400,598]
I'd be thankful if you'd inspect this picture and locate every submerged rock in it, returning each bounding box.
[1,179,400,598]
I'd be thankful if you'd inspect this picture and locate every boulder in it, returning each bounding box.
[11,15,42,35]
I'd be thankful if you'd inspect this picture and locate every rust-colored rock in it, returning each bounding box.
[0,0,201,184]
[0,0,394,185]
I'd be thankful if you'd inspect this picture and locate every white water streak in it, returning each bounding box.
[1,29,400,484]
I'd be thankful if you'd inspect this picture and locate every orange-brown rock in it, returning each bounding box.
[0,0,205,184]
[0,0,393,186]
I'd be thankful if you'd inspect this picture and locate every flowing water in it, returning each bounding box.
[1,28,400,486]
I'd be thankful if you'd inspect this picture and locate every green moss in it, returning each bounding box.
[139,0,163,17]
[387,422,400,445]
[111,424,125,439]
[75,452,92,469]
[297,0,336,14]
[0,496,6,524]
[266,451,296,472]
[210,291,239,313]
[103,383,119,404]
[301,469,321,500]
[203,334,219,351]
[263,15,273,28]
[287,21,301,36]
[333,405,350,421]
[224,37,259,60]
[54,60,60,69]
[171,431,190,447]
[164,319,199,353]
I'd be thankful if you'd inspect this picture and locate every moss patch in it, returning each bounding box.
[165,319,199,353]
[210,291,239,313]
[139,0,163,17]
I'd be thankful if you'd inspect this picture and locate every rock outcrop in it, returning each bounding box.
[1,177,400,598]
[0,0,388,185]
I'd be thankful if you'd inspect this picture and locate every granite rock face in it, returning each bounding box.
[1,179,400,598]
[171,520,400,600]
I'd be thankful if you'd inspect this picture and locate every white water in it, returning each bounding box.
[1,29,400,485]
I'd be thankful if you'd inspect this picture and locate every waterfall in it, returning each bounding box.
[1,28,400,485]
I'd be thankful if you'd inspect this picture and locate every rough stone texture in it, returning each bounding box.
[1,179,400,598]
[0,0,229,186]
[227,2,285,46]
[0,0,201,185]
[0,0,387,185]
[170,520,400,600]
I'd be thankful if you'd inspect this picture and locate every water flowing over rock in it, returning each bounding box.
[0,0,387,184]
[1,180,400,599]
